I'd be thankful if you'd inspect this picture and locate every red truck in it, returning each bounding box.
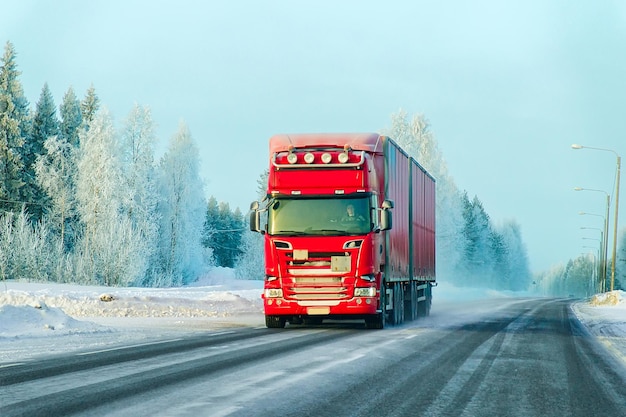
[249,133,436,328]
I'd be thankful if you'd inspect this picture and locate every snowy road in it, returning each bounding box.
[2,297,626,416]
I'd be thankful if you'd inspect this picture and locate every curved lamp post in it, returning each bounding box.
[572,144,621,291]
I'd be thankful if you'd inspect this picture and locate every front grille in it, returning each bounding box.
[284,276,350,300]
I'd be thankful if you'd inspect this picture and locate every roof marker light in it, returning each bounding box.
[338,152,349,163]
[287,153,298,164]
[321,153,332,164]
[304,153,315,164]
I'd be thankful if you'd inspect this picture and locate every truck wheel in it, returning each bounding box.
[265,315,286,328]
[390,283,404,325]
[365,313,384,329]
[405,282,417,321]
[417,285,432,317]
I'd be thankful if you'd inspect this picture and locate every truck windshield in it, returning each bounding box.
[268,196,372,236]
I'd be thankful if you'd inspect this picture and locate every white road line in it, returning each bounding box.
[76,338,185,356]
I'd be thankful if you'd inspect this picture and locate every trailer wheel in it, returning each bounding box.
[417,285,432,317]
[405,282,417,321]
[265,315,286,328]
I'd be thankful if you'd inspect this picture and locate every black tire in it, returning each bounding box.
[365,313,384,329]
[405,282,417,321]
[417,284,432,317]
[390,282,404,325]
[265,315,286,328]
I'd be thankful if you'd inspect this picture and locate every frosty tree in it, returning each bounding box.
[383,110,467,282]
[27,83,60,220]
[59,86,83,148]
[118,104,160,286]
[155,122,206,286]
[0,41,30,213]
[34,134,76,251]
[235,169,268,280]
[74,109,145,285]
[80,84,99,128]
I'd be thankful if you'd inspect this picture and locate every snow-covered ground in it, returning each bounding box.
[1,268,626,366]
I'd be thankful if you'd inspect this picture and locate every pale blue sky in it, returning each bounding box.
[2,0,625,272]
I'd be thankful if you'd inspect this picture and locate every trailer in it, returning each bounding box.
[249,133,435,328]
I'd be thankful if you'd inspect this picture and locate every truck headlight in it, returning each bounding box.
[264,288,283,298]
[354,287,377,297]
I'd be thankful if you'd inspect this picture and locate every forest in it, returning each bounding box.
[3,40,621,294]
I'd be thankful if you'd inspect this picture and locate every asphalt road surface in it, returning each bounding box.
[1,298,625,416]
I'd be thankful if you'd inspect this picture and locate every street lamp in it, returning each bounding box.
[572,144,621,291]
[581,227,604,292]
[577,187,610,291]
[578,209,609,292]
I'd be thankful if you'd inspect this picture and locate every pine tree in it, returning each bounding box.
[235,169,268,280]
[0,41,30,213]
[497,220,531,290]
[461,193,493,284]
[488,228,509,289]
[59,86,83,148]
[27,83,59,220]
[155,122,206,286]
[202,195,220,258]
[80,84,99,128]
[215,202,243,268]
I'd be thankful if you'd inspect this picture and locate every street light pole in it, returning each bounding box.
[581,226,603,291]
[579,213,607,291]
[572,144,622,291]
[576,187,610,291]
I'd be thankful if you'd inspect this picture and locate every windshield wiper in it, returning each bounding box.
[273,230,307,236]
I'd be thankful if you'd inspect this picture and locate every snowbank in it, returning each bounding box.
[571,290,626,362]
[0,268,264,361]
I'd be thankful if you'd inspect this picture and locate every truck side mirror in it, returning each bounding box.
[249,201,261,233]
[380,210,392,231]
[380,199,393,231]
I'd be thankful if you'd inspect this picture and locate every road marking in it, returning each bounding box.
[76,338,185,356]
[0,362,26,368]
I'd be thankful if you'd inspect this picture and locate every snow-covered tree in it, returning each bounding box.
[118,104,160,286]
[496,219,532,290]
[27,83,59,220]
[461,193,493,284]
[0,209,62,282]
[34,134,77,251]
[74,109,145,286]
[155,122,206,286]
[59,86,82,148]
[383,110,467,282]
[80,84,99,128]
[203,197,244,268]
[235,169,268,280]
[0,41,30,213]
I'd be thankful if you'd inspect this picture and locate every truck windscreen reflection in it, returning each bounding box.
[268,197,372,236]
